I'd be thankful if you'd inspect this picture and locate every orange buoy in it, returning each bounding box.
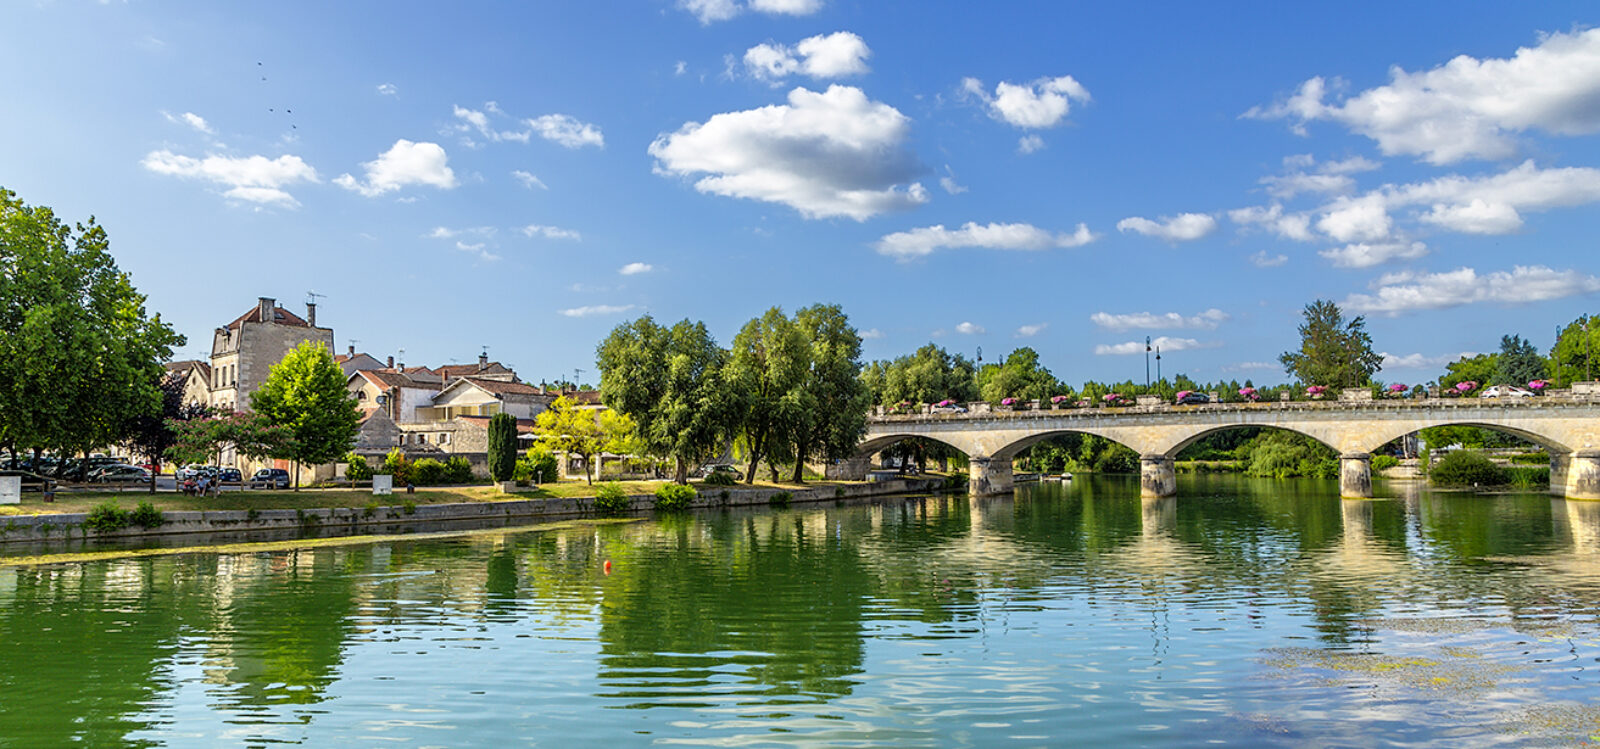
[603,559,612,575]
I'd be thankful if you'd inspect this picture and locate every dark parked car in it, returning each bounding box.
[0,469,58,493]
[217,468,242,483]
[1174,391,1210,405]
[88,464,152,483]
[251,468,291,489]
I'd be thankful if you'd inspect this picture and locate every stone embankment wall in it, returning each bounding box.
[0,477,947,546]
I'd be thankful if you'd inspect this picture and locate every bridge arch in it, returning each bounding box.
[1351,420,1570,455]
[988,429,1142,462]
[1163,424,1341,459]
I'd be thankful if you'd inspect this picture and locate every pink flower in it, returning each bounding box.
[1528,380,1548,391]
[1176,390,1192,400]
[1001,397,1017,406]
[1389,383,1407,392]
[1306,385,1327,396]
[1051,395,1068,403]
[1075,399,1089,407]
[1102,393,1122,403]
[1454,381,1477,393]
[936,399,954,407]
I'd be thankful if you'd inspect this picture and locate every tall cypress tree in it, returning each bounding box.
[486,412,517,482]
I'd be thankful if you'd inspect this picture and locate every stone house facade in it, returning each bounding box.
[208,297,334,413]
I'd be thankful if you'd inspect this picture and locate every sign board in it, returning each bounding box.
[372,474,393,496]
[0,476,19,504]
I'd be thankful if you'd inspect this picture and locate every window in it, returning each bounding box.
[358,390,367,401]
[440,433,450,444]
[418,434,428,444]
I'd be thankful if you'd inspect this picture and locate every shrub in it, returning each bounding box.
[703,470,737,486]
[363,500,380,518]
[1430,450,1509,487]
[594,482,630,515]
[487,412,518,482]
[1371,455,1401,471]
[402,498,417,515]
[84,503,131,534]
[411,458,446,486]
[944,472,969,489]
[346,453,373,482]
[382,448,410,485]
[444,456,474,484]
[1510,452,1551,465]
[129,501,164,529]
[1508,466,1551,489]
[516,445,559,484]
[653,483,697,512]
[769,490,792,508]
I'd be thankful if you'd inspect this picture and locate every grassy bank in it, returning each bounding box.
[0,478,854,516]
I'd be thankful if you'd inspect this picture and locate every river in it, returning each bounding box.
[2,475,1598,746]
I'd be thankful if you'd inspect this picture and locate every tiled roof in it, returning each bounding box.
[357,369,435,390]
[435,361,513,378]
[227,303,310,329]
[565,389,603,405]
[461,376,544,396]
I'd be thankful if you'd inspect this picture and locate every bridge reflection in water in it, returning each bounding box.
[845,396,1600,500]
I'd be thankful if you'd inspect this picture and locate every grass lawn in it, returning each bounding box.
[0,477,865,516]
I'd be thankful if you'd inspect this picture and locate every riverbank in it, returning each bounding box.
[0,476,951,548]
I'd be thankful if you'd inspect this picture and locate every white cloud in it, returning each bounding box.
[649,85,927,221]
[1315,193,1391,242]
[679,0,820,23]
[1344,265,1600,315]
[745,32,870,82]
[528,114,604,149]
[1017,135,1045,154]
[963,75,1090,129]
[1090,309,1229,332]
[1389,160,1600,234]
[1247,28,1600,164]
[141,150,318,207]
[511,170,547,190]
[1116,213,1216,242]
[560,304,638,318]
[859,328,884,340]
[875,221,1094,259]
[1221,361,1282,372]
[454,240,499,262]
[619,262,653,275]
[954,321,985,335]
[1249,250,1288,268]
[1262,172,1353,200]
[377,83,397,96]
[1095,336,1219,355]
[1380,351,1481,370]
[453,104,530,144]
[334,139,457,197]
[1015,323,1047,338]
[1319,240,1428,268]
[1417,199,1522,234]
[162,111,214,135]
[675,61,687,76]
[425,226,494,241]
[521,224,581,241]
[939,166,967,195]
[1229,204,1314,241]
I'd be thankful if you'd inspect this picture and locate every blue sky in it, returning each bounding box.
[4,2,1599,387]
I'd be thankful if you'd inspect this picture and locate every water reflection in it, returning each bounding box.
[1,479,1599,746]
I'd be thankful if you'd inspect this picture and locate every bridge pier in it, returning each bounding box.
[826,455,873,481]
[969,457,1013,496]
[1140,455,1176,498]
[1565,450,1600,500]
[1339,453,1372,499]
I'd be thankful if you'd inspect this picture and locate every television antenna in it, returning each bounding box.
[306,290,326,305]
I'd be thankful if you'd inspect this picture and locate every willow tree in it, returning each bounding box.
[727,307,810,484]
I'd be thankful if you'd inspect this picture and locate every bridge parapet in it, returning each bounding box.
[860,391,1600,500]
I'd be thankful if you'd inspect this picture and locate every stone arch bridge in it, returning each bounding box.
[836,397,1600,500]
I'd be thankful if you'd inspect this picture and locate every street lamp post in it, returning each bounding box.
[1145,337,1152,388]
[1156,346,1162,384]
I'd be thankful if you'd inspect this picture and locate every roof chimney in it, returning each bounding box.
[387,355,395,369]
[306,301,317,327]
[348,344,356,357]
[258,297,275,322]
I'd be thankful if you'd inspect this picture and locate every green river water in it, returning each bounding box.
[2,475,1599,747]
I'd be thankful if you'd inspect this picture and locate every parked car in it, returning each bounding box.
[697,464,744,481]
[1480,385,1534,398]
[217,468,242,484]
[931,402,969,413]
[177,465,217,481]
[1174,391,1211,405]
[251,468,291,489]
[88,464,151,483]
[0,469,58,493]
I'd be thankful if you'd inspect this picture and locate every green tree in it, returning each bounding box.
[784,304,870,483]
[976,347,1061,402]
[249,341,360,490]
[1437,353,1498,390]
[726,307,810,484]
[1278,299,1382,387]
[597,316,742,483]
[128,371,211,492]
[1493,334,1546,385]
[486,412,518,482]
[0,188,183,467]
[865,344,979,406]
[1548,314,1598,386]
